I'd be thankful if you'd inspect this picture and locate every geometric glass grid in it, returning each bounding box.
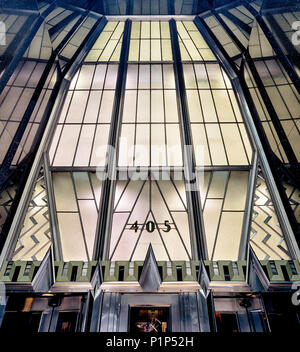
[183,62,253,166]
[128,21,173,62]
[253,59,300,162]
[52,172,102,261]
[109,175,191,261]
[84,21,124,63]
[119,63,183,167]
[199,171,250,261]
[176,21,216,62]
[0,60,54,165]
[49,63,118,168]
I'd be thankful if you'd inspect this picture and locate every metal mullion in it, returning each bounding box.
[193,15,300,260]
[93,19,132,261]
[238,152,258,259]
[42,153,63,260]
[169,18,208,260]
[132,64,140,167]
[161,64,169,166]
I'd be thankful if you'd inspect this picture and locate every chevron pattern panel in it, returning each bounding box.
[250,174,291,260]
[12,171,52,261]
[0,181,17,234]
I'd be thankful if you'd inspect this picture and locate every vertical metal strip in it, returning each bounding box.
[93,19,132,261]
[43,154,63,260]
[169,18,208,260]
[239,153,258,259]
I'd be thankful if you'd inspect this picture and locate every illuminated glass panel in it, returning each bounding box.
[12,171,51,261]
[23,22,53,60]
[228,5,254,24]
[199,171,249,260]
[249,21,275,58]
[52,172,102,261]
[119,63,183,167]
[183,62,252,166]
[250,174,291,260]
[204,15,241,58]
[128,21,172,62]
[219,12,250,48]
[85,21,124,62]
[109,175,191,261]
[244,59,300,163]
[59,16,98,59]
[0,61,57,165]
[45,7,72,26]
[49,64,117,167]
[270,12,300,55]
[49,14,82,51]
[176,21,216,61]
[0,14,28,58]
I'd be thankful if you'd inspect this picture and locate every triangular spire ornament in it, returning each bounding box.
[198,260,210,298]
[32,246,55,293]
[247,245,269,292]
[139,244,162,292]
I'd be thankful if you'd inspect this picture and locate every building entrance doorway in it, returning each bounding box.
[129,306,170,332]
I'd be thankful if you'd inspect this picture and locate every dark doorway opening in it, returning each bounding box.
[129,306,170,332]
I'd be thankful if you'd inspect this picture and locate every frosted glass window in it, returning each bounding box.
[119,64,182,167]
[184,63,252,166]
[129,21,172,62]
[50,64,117,167]
[53,172,102,261]
[177,21,216,62]
[110,177,191,261]
[85,21,124,62]
[200,171,249,260]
